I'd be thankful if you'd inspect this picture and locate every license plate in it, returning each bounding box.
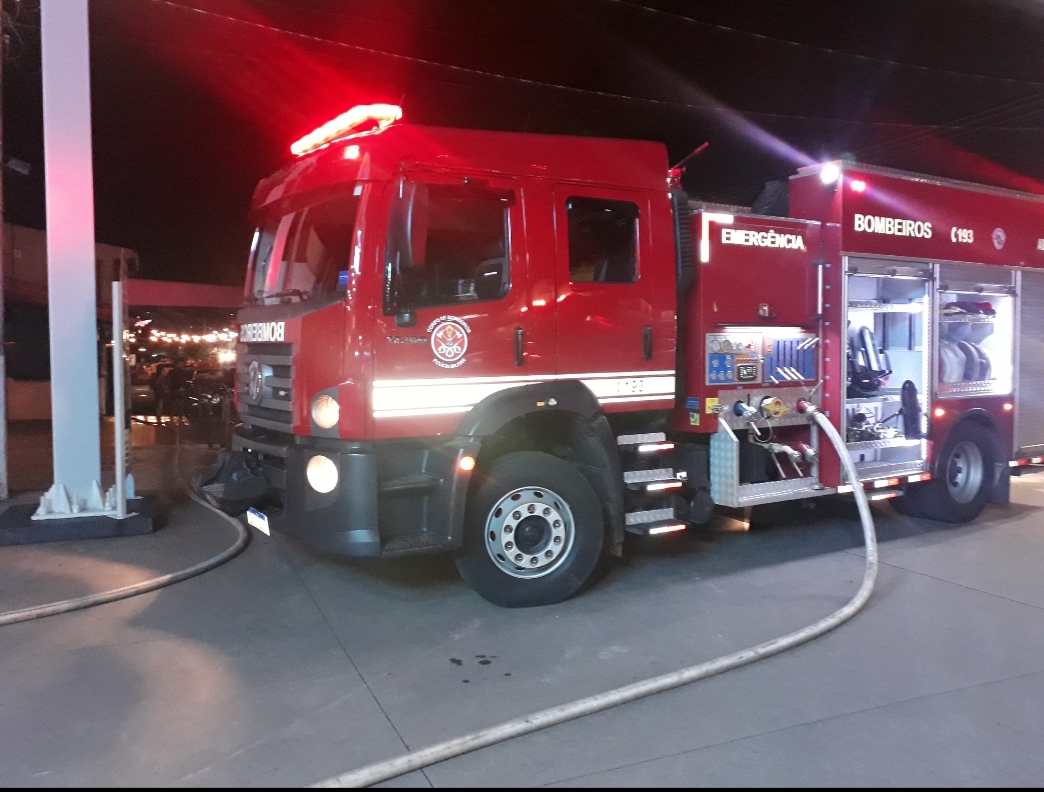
[246,507,270,536]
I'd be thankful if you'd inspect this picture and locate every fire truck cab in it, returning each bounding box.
[204,105,1044,607]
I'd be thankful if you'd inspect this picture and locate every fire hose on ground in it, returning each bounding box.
[313,403,878,788]
[0,438,250,628]
[0,406,877,787]
[0,490,249,627]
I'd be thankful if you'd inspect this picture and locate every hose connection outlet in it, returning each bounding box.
[796,399,815,415]
[733,401,759,421]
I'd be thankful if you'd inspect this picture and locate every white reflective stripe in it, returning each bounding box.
[373,405,472,419]
[580,375,676,400]
[372,371,676,417]
[372,370,675,389]
[599,394,675,405]
[373,379,524,413]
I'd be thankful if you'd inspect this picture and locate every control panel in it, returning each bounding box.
[706,332,762,385]
[705,329,818,386]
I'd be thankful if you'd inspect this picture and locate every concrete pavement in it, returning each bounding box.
[2,453,1044,786]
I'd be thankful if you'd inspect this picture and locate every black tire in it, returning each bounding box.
[455,451,605,607]
[896,421,996,524]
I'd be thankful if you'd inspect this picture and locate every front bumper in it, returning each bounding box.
[232,427,480,557]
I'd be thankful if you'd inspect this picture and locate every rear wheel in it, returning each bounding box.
[456,451,604,607]
[895,422,996,523]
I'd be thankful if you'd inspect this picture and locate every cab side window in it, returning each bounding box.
[566,197,639,283]
[388,183,512,311]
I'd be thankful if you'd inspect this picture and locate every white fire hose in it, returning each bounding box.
[314,404,877,788]
[0,437,250,628]
[0,490,249,627]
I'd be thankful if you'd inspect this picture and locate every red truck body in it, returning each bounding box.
[218,106,1044,605]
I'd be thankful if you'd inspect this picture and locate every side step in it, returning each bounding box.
[625,507,675,526]
[378,474,442,497]
[623,467,685,492]
[381,533,452,554]
[616,432,675,452]
[617,432,666,445]
[625,519,688,537]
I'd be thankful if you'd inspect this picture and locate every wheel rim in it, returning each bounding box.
[484,486,576,579]
[945,440,984,504]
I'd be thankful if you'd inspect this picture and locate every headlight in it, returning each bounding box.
[311,394,340,429]
[306,455,339,493]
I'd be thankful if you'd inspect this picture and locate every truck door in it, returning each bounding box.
[552,186,676,410]
[374,173,547,437]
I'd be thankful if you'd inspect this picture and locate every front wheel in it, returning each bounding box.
[455,451,605,607]
[895,422,996,523]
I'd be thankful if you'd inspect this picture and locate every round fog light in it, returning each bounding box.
[311,394,340,429]
[306,454,339,493]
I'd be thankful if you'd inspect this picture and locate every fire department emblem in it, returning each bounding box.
[992,227,1006,250]
[428,316,471,368]
[247,359,264,403]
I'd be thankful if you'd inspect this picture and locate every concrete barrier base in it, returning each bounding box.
[0,496,153,545]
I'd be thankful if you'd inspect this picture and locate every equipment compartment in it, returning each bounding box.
[843,260,930,481]
[935,266,1015,399]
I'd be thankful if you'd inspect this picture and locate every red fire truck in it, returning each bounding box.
[200,104,1044,606]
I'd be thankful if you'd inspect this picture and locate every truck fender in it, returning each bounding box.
[456,380,626,549]
[935,408,1010,505]
[456,379,602,438]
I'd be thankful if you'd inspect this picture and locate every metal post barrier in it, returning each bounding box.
[112,281,127,518]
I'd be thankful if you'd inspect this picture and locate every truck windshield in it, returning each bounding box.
[248,189,361,305]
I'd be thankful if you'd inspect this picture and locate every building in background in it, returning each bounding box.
[3,223,139,419]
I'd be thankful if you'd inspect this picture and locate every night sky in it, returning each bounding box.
[4,0,1044,286]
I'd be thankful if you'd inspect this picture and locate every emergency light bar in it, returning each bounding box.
[290,103,402,157]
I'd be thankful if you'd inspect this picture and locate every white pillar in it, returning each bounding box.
[112,281,127,518]
[41,0,101,503]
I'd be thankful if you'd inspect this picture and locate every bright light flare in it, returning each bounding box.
[819,162,841,185]
[291,104,402,156]
[648,523,687,535]
[637,442,675,453]
[646,480,683,492]
[851,179,867,192]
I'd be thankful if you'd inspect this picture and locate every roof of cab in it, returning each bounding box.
[252,123,670,212]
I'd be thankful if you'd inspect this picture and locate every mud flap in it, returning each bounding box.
[990,461,1010,505]
[194,451,270,515]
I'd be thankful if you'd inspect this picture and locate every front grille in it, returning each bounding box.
[237,342,294,434]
